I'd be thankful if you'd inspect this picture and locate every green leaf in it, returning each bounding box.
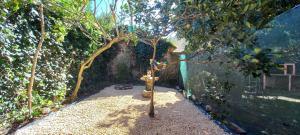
[12,2,20,12]
[251,58,259,63]
[243,5,249,13]
[245,21,251,28]
[243,54,252,60]
[254,48,262,54]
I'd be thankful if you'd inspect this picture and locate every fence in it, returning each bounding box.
[178,53,300,134]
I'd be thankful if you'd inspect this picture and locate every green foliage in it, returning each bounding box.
[0,0,125,127]
[0,1,113,128]
[135,40,173,71]
[257,7,300,64]
[173,0,299,76]
[115,63,131,83]
[130,0,300,76]
[230,47,281,77]
[132,1,174,39]
[189,70,233,104]
[0,3,65,126]
[188,69,233,120]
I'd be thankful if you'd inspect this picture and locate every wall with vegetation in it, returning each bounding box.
[0,3,117,128]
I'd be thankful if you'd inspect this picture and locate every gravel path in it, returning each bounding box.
[14,85,228,135]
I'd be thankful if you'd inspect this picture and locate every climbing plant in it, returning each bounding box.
[0,0,119,127]
[1,1,71,129]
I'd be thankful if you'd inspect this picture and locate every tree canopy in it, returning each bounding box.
[129,0,300,76]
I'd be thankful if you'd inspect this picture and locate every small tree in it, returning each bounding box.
[127,0,175,117]
[27,3,45,117]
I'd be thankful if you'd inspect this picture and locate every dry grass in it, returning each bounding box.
[14,85,227,135]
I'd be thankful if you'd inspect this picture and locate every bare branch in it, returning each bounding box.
[93,0,97,16]
[110,5,119,37]
[80,0,88,12]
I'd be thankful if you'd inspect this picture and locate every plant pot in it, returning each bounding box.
[142,90,152,98]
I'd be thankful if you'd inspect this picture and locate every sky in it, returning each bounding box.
[89,0,131,25]
[90,0,122,16]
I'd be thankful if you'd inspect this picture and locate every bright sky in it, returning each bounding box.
[90,0,130,24]
[90,0,122,16]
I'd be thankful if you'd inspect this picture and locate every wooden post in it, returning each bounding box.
[284,64,287,75]
[263,74,266,90]
[289,75,292,91]
[293,64,296,75]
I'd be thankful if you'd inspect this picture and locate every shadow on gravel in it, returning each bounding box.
[94,86,225,135]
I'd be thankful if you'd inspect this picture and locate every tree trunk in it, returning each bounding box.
[27,4,45,117]
[69,37,125,102]
[149,39,158,117]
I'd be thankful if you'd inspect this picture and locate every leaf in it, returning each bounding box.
[249,4,257,10]
[254,48,262,54]
[12,2,20,12]
[243,4,249,13]
[251,58,259,63]
[47,100,53,105]
[245,21,251,28]
[243,54,252,60]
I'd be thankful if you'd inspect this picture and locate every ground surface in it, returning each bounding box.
[14,85,227,135]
